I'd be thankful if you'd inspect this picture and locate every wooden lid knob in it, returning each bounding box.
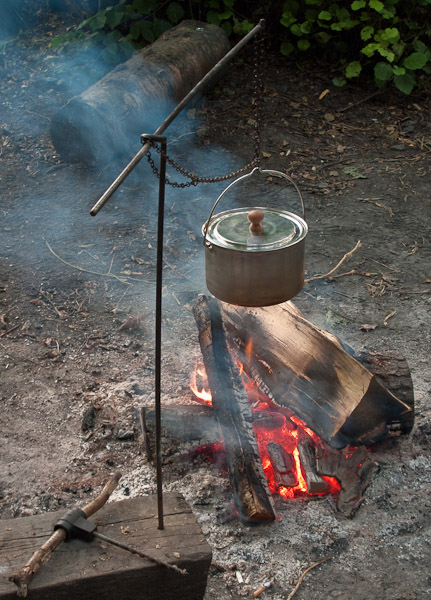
[248,209,264,234]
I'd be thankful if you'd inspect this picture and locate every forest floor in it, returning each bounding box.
[0,10,430,600]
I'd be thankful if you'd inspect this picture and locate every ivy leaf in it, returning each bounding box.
[369,0,384,12]
[374,61,393,81]
[351,0,365,9]
[403,52,428,70]
[345,60,362,78]
[360,25,374,41]
[297,38,310,51]
[394,73,415,94]
[318,10,332,20]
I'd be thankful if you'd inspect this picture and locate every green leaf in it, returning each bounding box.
[133,0,158,14]
[166,2,185,23]
[403,52,428,70]
[316,31,331,43]
[345,60,362,78]
[105,9,123,29]
[380,27,400,43]
[332,77,347,87]
[221,21,233,36]
[413,40,427,53]
[206,10,221,25]
[217,9,232,20]
[90,12,107,31]
[318,10,332,20]
[392,65,405,76]
[369,0,384,12]
[374,61,393,81]
[290,24,303,36]
[297,38,310,51]
[153,18,171,38]
[280,41,295,56]
[361,25,374,40]
[351,0,365,9]
[394,73,415,94]
[281,13,297,27]
[378,48,395,62]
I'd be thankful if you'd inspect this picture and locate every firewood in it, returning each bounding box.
[50,21,229,165]
[221,301,414,448]
[193,296,275,523]
[297,435,329,494]
[267,441,298,488]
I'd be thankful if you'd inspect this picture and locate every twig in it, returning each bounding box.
[0,324,20,338]
[329,269,357,280]
[383,310,396,326]
[338,89,384,112]
[44,240,133,285]
[287,556,332,600]
[10,472,122,598]
[305,241,361,283]
[39,289,66,319]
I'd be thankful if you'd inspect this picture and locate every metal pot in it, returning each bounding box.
[202,168,308,307]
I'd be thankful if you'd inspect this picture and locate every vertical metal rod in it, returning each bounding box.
[142,134,167,530]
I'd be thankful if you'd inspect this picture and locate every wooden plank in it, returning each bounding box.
[222,301,413,448]
[0,494,211,600]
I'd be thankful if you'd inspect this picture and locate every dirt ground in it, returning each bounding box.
[1,11,430,600]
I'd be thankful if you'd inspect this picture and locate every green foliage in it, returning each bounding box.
[50,0,431,94]
[279,0,431,93]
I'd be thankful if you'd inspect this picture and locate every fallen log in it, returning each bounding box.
[193,295,275,523]
[221,301,414,449]
[50,21,230,164]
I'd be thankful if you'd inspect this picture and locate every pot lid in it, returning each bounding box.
[204,207,307,252]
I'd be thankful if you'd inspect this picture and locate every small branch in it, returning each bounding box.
[305,241,361,283]
[10,472,122,598]
[338,89,384,112]
[0,324,20,338]
[287,556,332,600]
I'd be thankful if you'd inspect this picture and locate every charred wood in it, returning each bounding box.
[316,446,379,517]
[193,296,275,523]
[297,435,329,494]
[140,405,220,462]
[267,441,298,488]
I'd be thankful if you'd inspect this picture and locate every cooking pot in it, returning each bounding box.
[202,167,308,307]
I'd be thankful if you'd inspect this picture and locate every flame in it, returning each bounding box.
[189,357,212,405]
[190,351,340,499]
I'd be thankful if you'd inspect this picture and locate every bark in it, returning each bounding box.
[50,21,230,164]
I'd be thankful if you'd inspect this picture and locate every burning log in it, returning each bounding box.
[50,21,229,164]
[221,301,414,449]
[193,296,275,523]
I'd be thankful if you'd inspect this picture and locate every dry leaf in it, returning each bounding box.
[319,89,330,100]
[262,151,272,158]
[337,144,346,153]
[324,112,335,122]
[118,315,144,332]
[360,323,378,332]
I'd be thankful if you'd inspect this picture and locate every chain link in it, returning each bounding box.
[145,30,265,187]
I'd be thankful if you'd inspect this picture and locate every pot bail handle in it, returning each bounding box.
[203,167,306,248]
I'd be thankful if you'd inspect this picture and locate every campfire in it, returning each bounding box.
[142,296,414,524]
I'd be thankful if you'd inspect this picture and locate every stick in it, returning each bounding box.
[0,324,20,338]
[10,472,122,598]
[44,240,134,285]
[305,240,361,283]
[286,556,332,600]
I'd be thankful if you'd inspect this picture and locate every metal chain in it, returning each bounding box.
[145,30,265,187]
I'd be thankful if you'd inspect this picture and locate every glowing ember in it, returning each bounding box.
[189,355,340,498]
